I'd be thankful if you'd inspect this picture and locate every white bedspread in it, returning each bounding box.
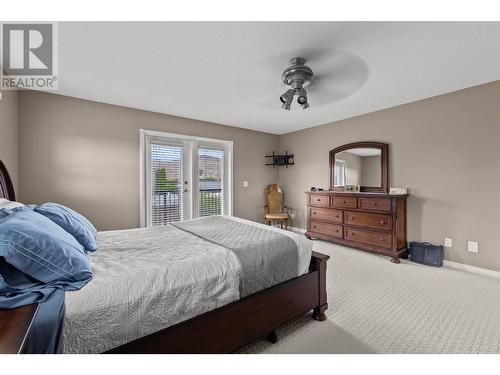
[63,216,312,353]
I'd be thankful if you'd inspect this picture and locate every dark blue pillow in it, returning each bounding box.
[0,209,92,290]
[35,202,97,252]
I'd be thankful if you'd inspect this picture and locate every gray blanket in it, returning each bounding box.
[173,216,299,297]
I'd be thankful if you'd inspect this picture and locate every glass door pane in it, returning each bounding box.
[198,148,224,217]
[150,143,184,225]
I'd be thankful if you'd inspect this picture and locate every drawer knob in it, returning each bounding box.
[313,225,317,229]
[317,199,321,202]
[351,216,355,220]
[374,203,378,206]
[380,220,384,224]
[343,201,346,203]
[313,212,317,214]
[380,238,384,241]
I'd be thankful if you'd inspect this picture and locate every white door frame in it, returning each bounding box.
[140,129,233,227]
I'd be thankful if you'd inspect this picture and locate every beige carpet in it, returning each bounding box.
[239,241,500,354]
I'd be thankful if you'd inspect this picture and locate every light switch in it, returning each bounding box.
[242,181,249,188]
[468,241,479,253]
[444,238,452,247]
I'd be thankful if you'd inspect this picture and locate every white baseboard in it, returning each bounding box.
[284,226,500,279]
[288,226,306,234]
[443,260,500,279]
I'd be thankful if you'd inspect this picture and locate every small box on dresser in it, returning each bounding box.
[305,191,409,263]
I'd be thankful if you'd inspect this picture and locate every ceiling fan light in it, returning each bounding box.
[296,88,308,104]
[280,89,295,104]
[282,101,291,110]
[300,102,310,110]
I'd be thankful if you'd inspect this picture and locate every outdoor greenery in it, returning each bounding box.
[199,190,222,216]
[199,176,219,182]
[155,168,179,191]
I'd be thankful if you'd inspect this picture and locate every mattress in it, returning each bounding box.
[63,216,312,353]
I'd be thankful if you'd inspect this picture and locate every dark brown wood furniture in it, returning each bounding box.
[0,252,329,354]
[0,159,330,354]
[107,251,329,353]
[0,160,16,201]
[0,305,38,354]
[308,142,408,262]
[306,191,408,263]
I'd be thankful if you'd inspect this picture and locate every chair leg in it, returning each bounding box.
[284,219,288,230]
[280,221,283,229]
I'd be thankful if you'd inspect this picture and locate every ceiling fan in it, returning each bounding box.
[279,57,313,110]
[234,49,368,111]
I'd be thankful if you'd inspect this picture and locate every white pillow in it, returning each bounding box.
[0,198,24,210]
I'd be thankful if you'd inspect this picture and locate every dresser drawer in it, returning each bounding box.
[345,211,392,231]
[309,207,343,224]
[345,228,392,249]
[358,197,391,211]
[331,196,357,209]
[310,221,343,238]
[309,194,330,207]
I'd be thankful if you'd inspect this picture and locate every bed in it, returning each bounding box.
[0,160,329,354]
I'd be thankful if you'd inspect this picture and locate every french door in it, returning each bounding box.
[140,130,233,227]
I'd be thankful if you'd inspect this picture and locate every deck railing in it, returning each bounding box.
[152,188,222,224]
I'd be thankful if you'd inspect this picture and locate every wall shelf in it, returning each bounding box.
[265,151,295,168]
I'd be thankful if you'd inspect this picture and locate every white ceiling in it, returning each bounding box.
[340,148,381,157]
[52,22,500,135]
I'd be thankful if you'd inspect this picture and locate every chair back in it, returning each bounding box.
[265,184,285,214]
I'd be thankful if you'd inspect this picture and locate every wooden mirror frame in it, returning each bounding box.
[329,141,389,193]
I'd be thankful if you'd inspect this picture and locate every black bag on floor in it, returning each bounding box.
[408,242,443,267]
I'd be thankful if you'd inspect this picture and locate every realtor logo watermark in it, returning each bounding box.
[1,22,58,90]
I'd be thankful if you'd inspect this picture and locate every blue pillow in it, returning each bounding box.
[0,209,92,288]
[0,204,35,218]
[35,202,97,252]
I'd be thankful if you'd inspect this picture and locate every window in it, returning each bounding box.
[334,159,346,187]
[140,130,233,227]
[198,148,224,217]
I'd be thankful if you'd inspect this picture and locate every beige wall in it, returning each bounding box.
[361,155,381,186]
[14,81,500,271]
[336,151,362,185]
[0,91,18,194]
[18,91,279,230]
[279,81,500,271]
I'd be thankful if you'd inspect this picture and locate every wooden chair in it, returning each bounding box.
[264,184,289,230]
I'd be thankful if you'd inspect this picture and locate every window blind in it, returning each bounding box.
[198,147,224,217]
[151,143,183,225]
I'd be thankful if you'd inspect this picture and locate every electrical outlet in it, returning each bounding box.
[444,238,452,247]
[242,181,249,188]
[467,241,479,253]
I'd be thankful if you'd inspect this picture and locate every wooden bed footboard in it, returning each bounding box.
[108,251,330,353]
[0,252,330,354]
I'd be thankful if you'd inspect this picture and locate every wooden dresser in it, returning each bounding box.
[305,191,409,263]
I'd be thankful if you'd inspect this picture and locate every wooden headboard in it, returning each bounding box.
[0,160,15,201]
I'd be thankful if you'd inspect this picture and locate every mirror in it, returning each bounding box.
[329,142,388,193]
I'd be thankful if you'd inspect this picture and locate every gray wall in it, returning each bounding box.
[0,91,18,195]
[18,92,279,230]
[279,81,500,271]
